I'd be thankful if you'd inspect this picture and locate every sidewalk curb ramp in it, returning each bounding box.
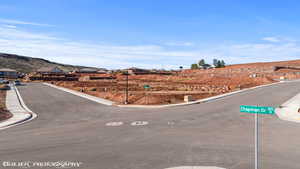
[0,84,37,130]
[43,83,114,106]
[276,91,300,123]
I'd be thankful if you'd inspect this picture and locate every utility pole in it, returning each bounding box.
[124,71,129,104]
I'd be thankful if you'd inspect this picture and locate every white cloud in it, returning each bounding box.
[262,36,281,43]
[0,18,54,27]
[0,24,299,69]
[2,24,17,29]
[212,42,300,63]
[164,41,194,47]
[0,25,199,69]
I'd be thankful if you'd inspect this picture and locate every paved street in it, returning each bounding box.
[1,82,300,169]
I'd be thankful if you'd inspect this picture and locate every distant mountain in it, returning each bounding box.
[0,53,102,73]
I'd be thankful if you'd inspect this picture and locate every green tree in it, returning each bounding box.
[213,59,226,68]
[213,59,218,67]
[198,59,205,66]
[220,60,226,67]
[191,64,199,69]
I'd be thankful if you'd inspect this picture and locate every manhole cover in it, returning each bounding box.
[131,121,149,126]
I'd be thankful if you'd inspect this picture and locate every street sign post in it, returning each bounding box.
[240,105,275,169]
[143,85,150,104]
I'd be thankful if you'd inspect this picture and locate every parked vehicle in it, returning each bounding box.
[14,80,21,86]
[0,84,10,90]
[0,80,9,84]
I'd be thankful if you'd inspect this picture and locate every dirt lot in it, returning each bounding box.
[43,59,300,105]
[52,73,275,105]
[0,90,12,122]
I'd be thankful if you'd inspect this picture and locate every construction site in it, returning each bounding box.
[22,59,300,105]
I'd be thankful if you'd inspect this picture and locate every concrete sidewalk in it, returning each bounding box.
[0,85,37,130]
[276,92,300,123]
[43,83,114,106]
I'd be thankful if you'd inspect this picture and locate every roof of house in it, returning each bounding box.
[0,68,17,72]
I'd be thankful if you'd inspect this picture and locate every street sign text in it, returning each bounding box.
[240,105,275,115]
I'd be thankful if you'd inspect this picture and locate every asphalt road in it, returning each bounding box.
[1,81,300,169]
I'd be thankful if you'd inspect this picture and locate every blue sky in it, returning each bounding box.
[0,0,300,69]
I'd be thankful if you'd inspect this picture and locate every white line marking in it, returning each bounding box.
[105,121,124,126]
[131,121,149,126]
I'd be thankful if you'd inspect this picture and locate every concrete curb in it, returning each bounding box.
[43,83,114,106]
[0,84,37,130]
[44,81,288,109]
[118,81,284,108]
[276,92,300,123]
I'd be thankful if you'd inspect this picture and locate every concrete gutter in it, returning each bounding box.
[43,83,114,106]
[276,92,300,123]
[0,84,37,130]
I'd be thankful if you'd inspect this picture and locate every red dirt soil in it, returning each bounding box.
[52,74,275,105]
[0,90,12,122]
[46,59,300,105]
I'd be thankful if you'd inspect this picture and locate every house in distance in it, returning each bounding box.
[0,68,19,79]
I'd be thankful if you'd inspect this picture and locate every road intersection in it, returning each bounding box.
[1,81,300,169]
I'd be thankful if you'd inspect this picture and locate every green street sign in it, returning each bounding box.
[240,105,275,115]
[143,85,150,89]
